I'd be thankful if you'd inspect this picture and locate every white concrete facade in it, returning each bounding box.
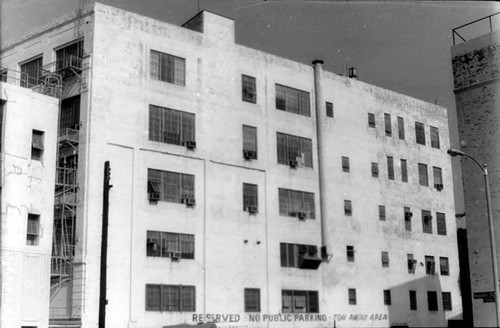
[0,3,462,328]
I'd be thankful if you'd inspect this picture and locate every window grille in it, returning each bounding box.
[26,214,39,245]
[401,159,408,182]
[149,105,195,147]
[242,125,257,159]
[147,169,195,204]
[326,102,334,117]
[371,162,379,177]
[276,132,312,168]
[275,84,310,116]
[387,156,394,180]
[437,212,447,235]
[384,113,392,136]
[422,210,433,234]
[244,288,261,312]
[418,163,428,186]
[278,188,315,219]
[150,50,185,86]
[242,75,257,103]
[243,183,258,213]
[20,56,42,88]
[415,122,425,145]
[398,117,405,140]
[440,257,449,275]
[281,290,318,313]
[430,126,440,149]
[368,113,376,128]
[31,130,44,161]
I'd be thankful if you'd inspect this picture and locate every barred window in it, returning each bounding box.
[26,213,40,246]
[440,257,449,276]
[244,288,261,312]
[381,251,390,267]
[415,122,425,145]
[384,113,392,136]
[282,290,319,313]
[430,126,440,149]
[410,290,417,310]
[401,159,408,182]
[280,243,319,268]
[275,84,310,116]
[146,230,194,259]
[342,156,350,172]
[149,105,195,147]
[437,212,447,235]
[433,166,443,190]
[145,284,195,312]
[278,188,315,219]
[371,162,379,178]
[150,50,185,86]
[442,292,452,311]
[379,205,386,221]
[242,75,256,103]
[277,132,313,168]
[147,169,195,204]
[326,102,334,118]
[427,291,438,311]
[31,130,44,161]
[348,289,357,305]
[387,156,394,180]
[422,210,433,234]
[368,113,376,128]
[418,163,428,186]
[398,117,405,140]
[384,290,392,305]
[243,125,257,159]
[243,183,258,213]
[425,256,436,275]
[20,56,42,88]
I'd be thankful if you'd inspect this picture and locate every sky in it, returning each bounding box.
[1,0,500,217]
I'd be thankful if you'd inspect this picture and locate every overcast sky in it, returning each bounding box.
[1,0,499,215]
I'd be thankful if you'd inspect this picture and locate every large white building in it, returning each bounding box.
[1,3,462,328]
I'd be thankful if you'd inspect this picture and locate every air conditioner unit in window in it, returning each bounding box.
[299,246,322,269]
[289,159,298,168]
[245,205,258,214]
[170,251,182,262]
[405,212,413,219]
[149,192,160,202]
[243,150,256,160]
[182,197,196,207]
[434,183,443,191]
[297,212,307,220]
[184,140,196,150]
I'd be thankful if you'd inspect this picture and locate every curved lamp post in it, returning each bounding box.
[448,148,500,327]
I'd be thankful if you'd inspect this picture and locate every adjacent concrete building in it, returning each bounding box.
[451,13,500,328]
[1,3,462,328]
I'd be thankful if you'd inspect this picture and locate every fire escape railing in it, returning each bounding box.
[453,12,500,45]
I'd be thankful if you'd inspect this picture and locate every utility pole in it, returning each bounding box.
[99,161,112,328]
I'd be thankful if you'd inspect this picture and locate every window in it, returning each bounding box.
[243,183,258,213]
[387,156,394,180]
[437,212,447,235]
[409,290,417,310]
[56,40,84,71]
[326,102,334,117]
[442,292,452,311]
[398,117,405,140]
[422,210,433,234]
[384,113,392,136]
[31,130,44,161]
[20,56,42,88]
[404,207,412,232]
[430,126,440,149]
[418,163,428,186]
[433,167,443,190]
[427,291,438,311]
[346,245,355,262]
[440,257,449,276]
[344,200,352,216]
[243,125,258,159]
[401,159,408,182]
[242,75,256,103]
[276,132,313,168]
[150,50,185,86]
[149,105,195,148]
[368,113,376,128]
[280,243,320,269]
[26,214,40,245]
[371,162,379,178]
[0,68,7,82]
[384,290,391,305]
[342,156,350,172]
[0,101,4,153]
[244,288,260,312]
[415,122,425,145]
[425,256,436,275]
[146,231,194,259]
[275,84,310,116]
[60,96,81,131]
[381,251,390,267]
[282,290,319,313]
[378,206,386,221]
[407,253,416,274]
[147,169,195,204]
[145,284,195,311]
[278,188,315,219]
[348,289,357,305]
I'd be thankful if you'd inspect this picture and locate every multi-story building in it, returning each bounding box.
[451,13,500,328]
[1,3,462,328]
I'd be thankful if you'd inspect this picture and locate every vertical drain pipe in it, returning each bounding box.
[312,60,328,255]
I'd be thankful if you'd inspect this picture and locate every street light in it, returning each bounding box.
[448,148,500,327]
